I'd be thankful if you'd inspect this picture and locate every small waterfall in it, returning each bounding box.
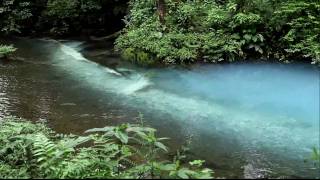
[53,41,152,95]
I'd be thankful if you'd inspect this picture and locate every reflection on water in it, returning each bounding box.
[0,38,319,178]
[0,75,10,117]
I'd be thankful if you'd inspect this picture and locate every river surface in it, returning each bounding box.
[0,38,319,178]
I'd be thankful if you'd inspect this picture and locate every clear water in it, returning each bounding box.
[0,38,319,178]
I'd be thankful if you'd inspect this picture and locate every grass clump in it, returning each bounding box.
[0,45,17,59]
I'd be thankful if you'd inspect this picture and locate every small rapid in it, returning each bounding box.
[60,42,122,76]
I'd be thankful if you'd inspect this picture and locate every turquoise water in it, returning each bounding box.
[0,38,319,178]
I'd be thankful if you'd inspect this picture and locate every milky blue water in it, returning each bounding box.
[0,39,319,178]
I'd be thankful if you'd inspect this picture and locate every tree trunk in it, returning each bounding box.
[157,0,166,24]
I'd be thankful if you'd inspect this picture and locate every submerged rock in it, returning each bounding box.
[79,114,91,118]
[11,56,26,62]
[244,164,262,179]
[60,103,77,106]
[84,49,112,57]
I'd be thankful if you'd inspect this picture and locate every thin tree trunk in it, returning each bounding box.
[157,0,166,24]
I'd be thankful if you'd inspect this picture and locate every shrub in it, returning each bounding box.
[0,117,214,179]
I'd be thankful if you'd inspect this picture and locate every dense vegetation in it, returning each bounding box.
[0,117,213,179]
[116,0,320,65]
[0,0,128,36]
[1,0,319,64]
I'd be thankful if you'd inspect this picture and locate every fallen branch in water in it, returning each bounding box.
[89,31,122,41]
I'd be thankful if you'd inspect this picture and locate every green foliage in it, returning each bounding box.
[311,147,320,168]
[0,0,32,34]
[44,0,103,35]
[0,117,213,179]
[122,48,156,66]
[42,0,128,35]
[116,0,320,64]
[46,0,79,18]
[271,0,320,64]
[0,0,128,36]
[0,44,17,58]
[45,0,77,34]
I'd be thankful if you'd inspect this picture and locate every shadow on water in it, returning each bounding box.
[0,37,319,178]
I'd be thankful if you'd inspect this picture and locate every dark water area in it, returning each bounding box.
[0,38,319,178]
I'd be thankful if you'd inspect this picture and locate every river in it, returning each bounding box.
[0,37,319,178]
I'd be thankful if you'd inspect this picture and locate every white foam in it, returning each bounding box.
[54,42,151,94]
[60,44,86,60]
[121,75,152,95]
[59,43,122,76]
